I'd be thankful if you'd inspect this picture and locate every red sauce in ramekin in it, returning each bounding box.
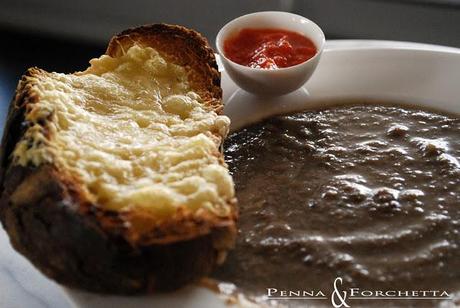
[223,28,317,69]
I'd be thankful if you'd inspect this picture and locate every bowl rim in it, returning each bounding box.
[215,11,326,73]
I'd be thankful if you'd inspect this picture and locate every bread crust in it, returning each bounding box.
[0,24,237,294]
[106,24,222,113]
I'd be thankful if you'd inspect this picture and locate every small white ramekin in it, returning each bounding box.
[216,11,325,96]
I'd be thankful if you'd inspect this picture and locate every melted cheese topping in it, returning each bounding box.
[13,45,234,218]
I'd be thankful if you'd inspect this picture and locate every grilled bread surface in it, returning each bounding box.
[0,24,237,294]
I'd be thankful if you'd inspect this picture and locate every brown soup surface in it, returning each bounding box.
[214,104,460,307]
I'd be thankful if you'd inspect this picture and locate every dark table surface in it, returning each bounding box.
[0,29,104,136]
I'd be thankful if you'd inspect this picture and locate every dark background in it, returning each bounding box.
[0,1,458,307]
[1,0,459,134]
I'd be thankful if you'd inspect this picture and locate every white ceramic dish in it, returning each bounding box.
[223,39,460,131]
[216,11,325,96]
[0,40,459,308]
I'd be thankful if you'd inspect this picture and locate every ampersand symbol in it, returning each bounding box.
[331,277,350,308]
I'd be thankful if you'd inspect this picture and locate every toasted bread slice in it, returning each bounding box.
[0,24,237,294]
